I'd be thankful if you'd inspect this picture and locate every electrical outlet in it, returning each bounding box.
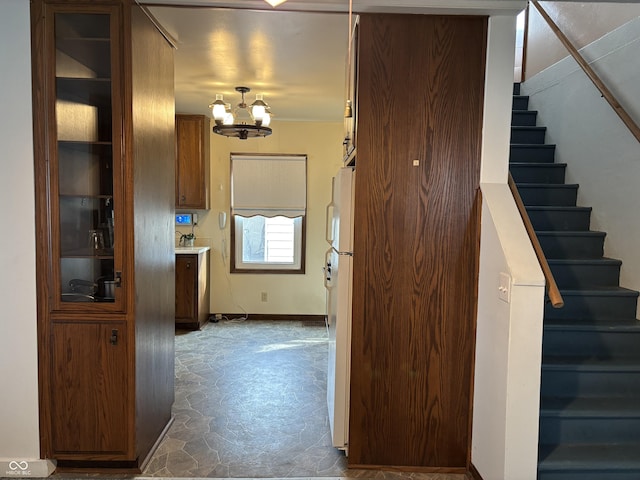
[261,292,268,302]
[215,313,223,320]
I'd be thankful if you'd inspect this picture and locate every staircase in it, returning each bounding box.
[510,83,640,480]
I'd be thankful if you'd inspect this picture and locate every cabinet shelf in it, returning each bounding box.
[59,193,113,200]
[57,77,111,106]
[59,140,112,148]
[56,38,111,78]
[61,248,114,259]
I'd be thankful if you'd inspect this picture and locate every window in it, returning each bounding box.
[230,154,306,273]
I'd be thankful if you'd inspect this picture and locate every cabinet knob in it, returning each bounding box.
[110,329,118,346]
[186,262,191,269]
[181,195,186,201]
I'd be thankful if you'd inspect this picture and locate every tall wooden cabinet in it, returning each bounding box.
[349,14,487,471]
[176,114,210,209]
[31,0,176,470]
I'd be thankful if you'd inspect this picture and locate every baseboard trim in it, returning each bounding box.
[138,414,175,472]
[468,463,485,480]
[216,313,325,322]
[346,463,467,474]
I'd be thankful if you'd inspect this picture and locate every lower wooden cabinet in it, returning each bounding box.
[175,250,210,329]
[50,322,129,458]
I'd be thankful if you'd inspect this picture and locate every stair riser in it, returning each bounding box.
[539,417,640,445]
[543,331,640,359]
[511,165,566,184]
[528,209,591,231]
[510,145,556,163]
[512,111,537,126]
[539,472,640,480]
[541,370,640,397]
[549,263,621,288]
[513,83,521,95]
[538,234,604,259]
[544,294,638,320]
[513,96,529,110]
[518,186,578,206]
[511,128,546,144]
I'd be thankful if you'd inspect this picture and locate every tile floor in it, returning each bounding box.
[53,319,468,480]
[144,319,343,478]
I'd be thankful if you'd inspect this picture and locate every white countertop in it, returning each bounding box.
[175,246,211,255]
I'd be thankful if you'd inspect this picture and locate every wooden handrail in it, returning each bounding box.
[530,0,640,144]
[508,173,564,308]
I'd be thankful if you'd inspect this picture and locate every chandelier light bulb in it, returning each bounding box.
[223,104,234,125]
[250,94,268,124]
[262,109,272,127]
[211,94,227,124]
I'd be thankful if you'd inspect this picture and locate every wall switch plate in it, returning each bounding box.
[499,272,511,303]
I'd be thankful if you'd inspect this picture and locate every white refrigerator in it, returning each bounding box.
[324,166,355,452]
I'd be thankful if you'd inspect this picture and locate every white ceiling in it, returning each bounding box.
[147,6,349,122]
[144,0,631,123]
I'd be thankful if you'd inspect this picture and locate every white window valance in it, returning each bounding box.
[230,154,307,218]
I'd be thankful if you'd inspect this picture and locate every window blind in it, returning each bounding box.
[231,154,307,218]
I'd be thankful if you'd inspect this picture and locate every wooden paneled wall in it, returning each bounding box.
[350,14,487,470]
[130,4,176,465]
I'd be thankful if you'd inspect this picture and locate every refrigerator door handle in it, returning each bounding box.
[325,202,335,245]
[324,248,333,290]
[325,177,336,245]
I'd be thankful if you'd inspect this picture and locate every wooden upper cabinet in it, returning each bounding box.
[176,114,211,209]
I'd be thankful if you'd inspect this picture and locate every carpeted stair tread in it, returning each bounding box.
[536,230,605,237]
[510,161,564,167]
[510,143,556,148]
[526,205,590,212]
[542,356,640,371]
[515,182,579,188]
[557,287,639,297]
[544,317,640,331]
[538,443,640,470]
[512,126,547,131]
[547,257,621,266]
[540,397,640,417]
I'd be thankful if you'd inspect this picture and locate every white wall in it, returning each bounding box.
[473,15,545,480]
[522,16,640,317]
[178,121,343,316]
[526,2,640,78]
[0,1,54,476]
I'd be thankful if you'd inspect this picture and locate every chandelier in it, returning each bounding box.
[209,86,273,140]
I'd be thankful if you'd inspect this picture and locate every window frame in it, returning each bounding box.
[230,214,306,274]
[229,153,307,275]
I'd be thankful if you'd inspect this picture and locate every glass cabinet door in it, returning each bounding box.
[52,9,122,306]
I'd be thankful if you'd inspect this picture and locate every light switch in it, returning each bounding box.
[499,272,511,303]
